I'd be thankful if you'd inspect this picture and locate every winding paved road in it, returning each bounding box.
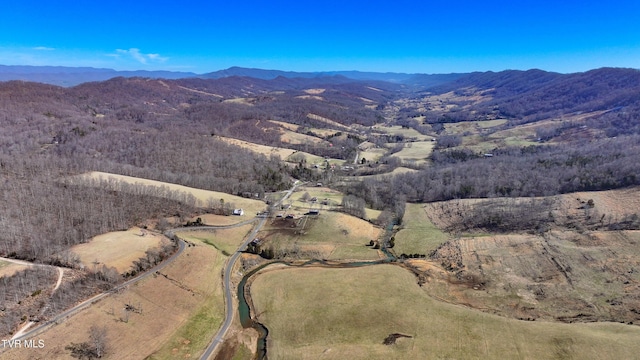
[200,183,300,360]
[1,183,299,358]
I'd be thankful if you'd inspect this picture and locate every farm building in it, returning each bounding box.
[232,208,244,216]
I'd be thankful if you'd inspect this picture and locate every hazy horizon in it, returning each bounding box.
[1,0,639,74]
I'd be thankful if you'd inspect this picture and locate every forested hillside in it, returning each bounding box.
[1,67,639,258]
[1,66,640,340]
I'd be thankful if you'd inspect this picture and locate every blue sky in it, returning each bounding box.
[1,0,639,74]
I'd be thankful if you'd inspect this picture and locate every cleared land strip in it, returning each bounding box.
[0,238,186,353]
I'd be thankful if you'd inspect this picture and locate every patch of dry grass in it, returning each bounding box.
[280,130,328,145]
[251,264,640,360]
[5,238,226,360]
[70,227,163,273]
[391,141,435,164]
[0,260,30,277]
[307,114,350,131]
[176,224,253,255]
[216,136,296,159]
[78,171,267,215]
[373,125,431,141]
[257,211,382,260]
[303,88,326,95]
[268,120,300,131]
[223,97,254,105]
[187,214,246,226]
[359,147,387,162]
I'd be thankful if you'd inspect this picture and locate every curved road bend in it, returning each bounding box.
[200,183,301,360]
[5,215,260,347]
[0,258,65,339]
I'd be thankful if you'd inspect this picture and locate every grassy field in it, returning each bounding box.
[268,120,300,131]
[0,260,29,277]
[307,114,351,131]
[222,97,254,105]
[288,187,381,222]
[373,125,431,141]
[190,213,248,226]
[176,224,254,255]
[288,186,345,210]
[280,130,328,146]
[308,127,340,137]
[216,135,296,159]
[360,147,388,162]
[70,227,163,273]
[251,264,640,360]
[444,119,507,135]
[5,237,227,360]
[355,167,420,181]
[394,204,449,255]
[285,151,325,165]
[390,141,435,164]
[79,171,267,216]
[256,211,382,260]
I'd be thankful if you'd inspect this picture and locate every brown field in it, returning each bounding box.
[256,211,382,260]
[268,120,300,131]
[189,213,247,226]
[223,97,254,105]
[569,187,640,220]
[426,230,640,324]
[70,227,163,273]
[288,187,381,222]
[280,130,328,146]
[355,167,420,181]
[444,119,507,135]
[359,146,387,162]
[303,88,325,94]
[421,187,640,325]
[251,264,640,360]
[4,238,226,360]
[390,141,435,164]
[296,95,324,101]
[285,151,326,165]
[176,224,253,255]
[289,186,344,210]
[308,127,341,137]
[373,125,431,141]
[78,171,267,215]
[0,259,30,277]
[215,135,297,159]
[306,113,351,131]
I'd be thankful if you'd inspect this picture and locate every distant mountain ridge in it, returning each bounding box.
[0,64,465,87]
[1,64,638,95]
[0,65,198,87]
[201,66,417,82]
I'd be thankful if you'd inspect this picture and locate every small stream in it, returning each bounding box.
[239,221,399,359]
[238,257,397,359]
